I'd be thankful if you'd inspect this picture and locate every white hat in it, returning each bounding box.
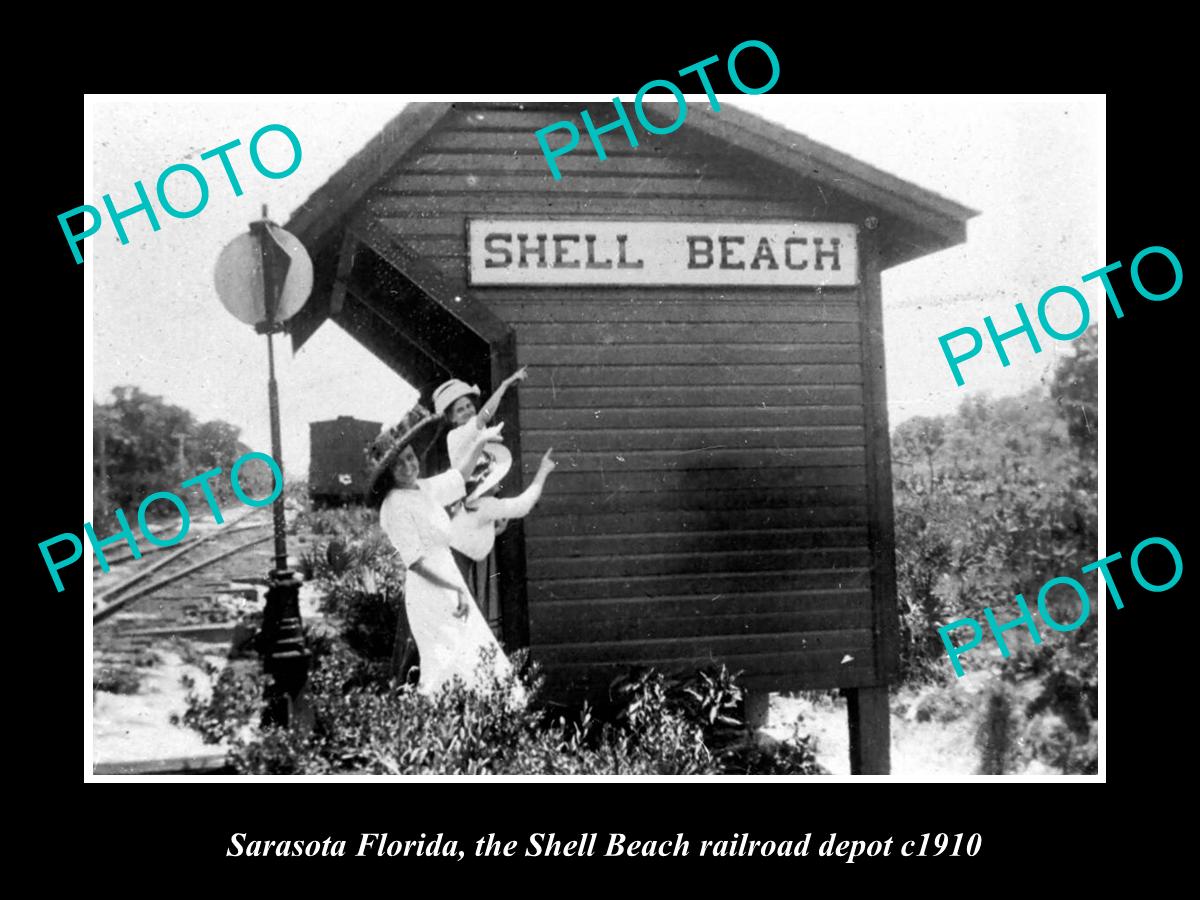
[465,443,513,504]
[432,379,481,416]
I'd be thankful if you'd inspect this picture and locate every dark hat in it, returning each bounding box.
[365,403,442,496]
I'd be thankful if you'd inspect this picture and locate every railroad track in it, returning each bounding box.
[91,506,266,570]
[91,505,324,776]
[92,506,314,633]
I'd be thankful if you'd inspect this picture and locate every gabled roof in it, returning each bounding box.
[285,101,979,358]
[680,104,978,249]
[286,100,977,260]
[286,102,455,251]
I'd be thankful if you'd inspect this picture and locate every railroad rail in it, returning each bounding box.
[92,505,317,776]
[91,506,265,569]
[91,506,279,620]
[92,529,273,624]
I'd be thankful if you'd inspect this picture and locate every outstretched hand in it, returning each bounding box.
[538,447,558,478]
[507,366,529,386]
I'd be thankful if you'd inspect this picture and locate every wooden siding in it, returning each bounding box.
[355,103,884,696]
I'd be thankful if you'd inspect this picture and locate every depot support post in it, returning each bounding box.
[846,230,894,775]
[251,206,310,728]
[846,686,890,774]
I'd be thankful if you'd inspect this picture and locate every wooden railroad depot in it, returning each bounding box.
[286,102,975,773]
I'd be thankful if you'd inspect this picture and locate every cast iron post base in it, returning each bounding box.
[258,568,311,728]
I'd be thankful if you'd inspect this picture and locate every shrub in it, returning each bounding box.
[174,659,266,745]
[913,688,974,724]
[975,679,1020,774]
[201,491,826,775]
[719,725,824,775]
[1014,628,1097,773]
[180,647,825,776]
[132,649,162,668]
[297,511,407,663]
[312,540,406,662]
[296,506,378,540]
[1024,715,1096,775]
[94,666,142,695]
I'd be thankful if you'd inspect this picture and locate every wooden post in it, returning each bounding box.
[846,686,891,774]
[97,425,108,513]
[858,231,902,684]
[744,690,771,731]
[847,228,897,776]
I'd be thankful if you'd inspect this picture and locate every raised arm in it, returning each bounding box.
[456,421,505,481]
[476,366,528,426]
[477,448,556,522]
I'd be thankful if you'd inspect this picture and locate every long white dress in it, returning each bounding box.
[445,417,507,630]
[379,470,522,700]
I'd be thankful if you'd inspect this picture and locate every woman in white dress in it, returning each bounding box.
[429,367,528,475]
[428,369,528,628]
[365,404,524,701]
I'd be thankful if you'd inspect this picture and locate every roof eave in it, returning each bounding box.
[681,105,979,261]
[284,102,457,250]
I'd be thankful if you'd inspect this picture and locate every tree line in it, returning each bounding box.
[93,385,266,525]
[891,327,1097,772]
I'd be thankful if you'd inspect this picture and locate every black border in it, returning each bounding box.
[28,28,1184,882]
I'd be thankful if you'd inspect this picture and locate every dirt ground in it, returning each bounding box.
[91,582,326,771]
[766,670,1057,776]
[94,571,1060,777]
[92,646,226,767]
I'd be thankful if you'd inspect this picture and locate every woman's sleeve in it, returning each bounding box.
[380,497,425,567]
[421,469,466,509]
[476,479,544,522]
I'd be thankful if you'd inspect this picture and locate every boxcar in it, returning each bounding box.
[309,416,382,507]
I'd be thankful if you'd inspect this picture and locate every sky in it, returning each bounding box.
[88,94,1102,477]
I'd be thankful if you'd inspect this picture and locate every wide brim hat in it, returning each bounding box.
[365,403,442,496]
[433,378,481,416]
[464,442,513,504]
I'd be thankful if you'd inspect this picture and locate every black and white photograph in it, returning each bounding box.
[82,93,1104,779]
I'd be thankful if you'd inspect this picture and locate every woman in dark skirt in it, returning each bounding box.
[426,368,529,630]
